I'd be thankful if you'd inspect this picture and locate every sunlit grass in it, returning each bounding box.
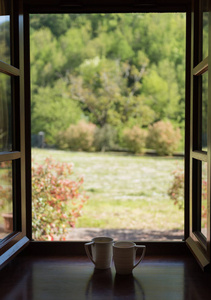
[32,148,184,231]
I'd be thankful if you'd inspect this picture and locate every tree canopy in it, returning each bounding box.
[30,13,186,148]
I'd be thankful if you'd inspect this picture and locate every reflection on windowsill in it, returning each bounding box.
[86,268,145,300]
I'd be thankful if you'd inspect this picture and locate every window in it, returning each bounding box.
[186,0,211,270]
[3,0,211,272]
[26,1,191,247]
[0,0,29,267]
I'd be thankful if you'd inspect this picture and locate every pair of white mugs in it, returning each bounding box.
[85,237,146,275]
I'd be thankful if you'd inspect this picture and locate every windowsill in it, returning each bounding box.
[21,240,188,257]
[1,245,211,300]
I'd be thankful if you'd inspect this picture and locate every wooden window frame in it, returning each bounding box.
[186,0,211,271]
[0,0,29,269]
[23,0,192,248]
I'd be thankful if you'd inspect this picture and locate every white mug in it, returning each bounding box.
[113,241,146,275]
[85,237,113,269]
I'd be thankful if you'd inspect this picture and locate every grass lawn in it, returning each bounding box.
[32,148,184,231]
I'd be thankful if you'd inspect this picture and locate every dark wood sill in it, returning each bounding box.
[21,240,189,256]
[0,245,211,300]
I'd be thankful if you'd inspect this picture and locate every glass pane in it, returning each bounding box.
[0,0,11,64]
[0,161,13,239]
[202,0,209,59]
[0,73,12,152]
[202,71,208,151]
[201,162,207,238]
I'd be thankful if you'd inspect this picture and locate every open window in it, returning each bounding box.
[186,0,211,270]
[0,0,29,268]
[3,0,211,272]
[25,0,191,248]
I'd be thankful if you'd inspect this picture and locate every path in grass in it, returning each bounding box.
[32,149,184,236]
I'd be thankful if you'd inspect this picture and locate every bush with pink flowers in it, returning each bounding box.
[168,167,207,228]
[32,158,88,240]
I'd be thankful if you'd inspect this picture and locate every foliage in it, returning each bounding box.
[123,126,147,154]
[30,28,66,88]
[30,14,71,38]
[31,79,83,146]
[201,164,208,228]
[147,120,181,156]
[0,20,10,64]
[0,73,11,151]
[69,58,124,127]
[0,161,12,212]
[32,158,88,240]
[69,57,154,129]
[94,124,118,151]
[30,13,186,150]
[168,167,207,228]
[141,60,181,122]
[168,168,184,209]
[60,120,96,151]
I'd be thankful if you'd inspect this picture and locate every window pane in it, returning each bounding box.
[0,73,12,152]
[201,162,207,238]
[0,161,13,239]
[202,0,209,59]
[202,71,208,151]
[0,0,10,64]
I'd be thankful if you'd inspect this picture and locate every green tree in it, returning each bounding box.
[30,14,71,37]
[141,60,181,122]
[29,13,186,149]
[30,28,65,88]
[0,19,10,63]
[70,57,155,128]
[31,79,83,145]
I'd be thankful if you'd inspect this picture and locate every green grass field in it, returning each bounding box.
[32,148,184,231]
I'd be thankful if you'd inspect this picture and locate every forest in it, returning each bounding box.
[29,13,186,154]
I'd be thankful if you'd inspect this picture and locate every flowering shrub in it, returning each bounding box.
[147,120,181,156]
[0,185,12,210]
[122,126,147,154]
[168,167,207,228]
[32,158,88,241]
[0,161,12,211]
[58,120,96,151]
[201,169,207,229]
[168,168,184,209]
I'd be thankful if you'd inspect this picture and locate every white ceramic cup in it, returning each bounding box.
[113,241,146,275]
[85,237,114,269]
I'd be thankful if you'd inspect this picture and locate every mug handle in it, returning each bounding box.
[133,245,146,269]
[85,241,95,265]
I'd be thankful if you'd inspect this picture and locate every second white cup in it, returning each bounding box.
[113,241,146,275]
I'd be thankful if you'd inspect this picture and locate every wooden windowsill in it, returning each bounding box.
[22,240,189,256]
[0,245,211,300]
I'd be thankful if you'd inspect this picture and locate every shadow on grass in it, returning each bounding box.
[65,228,184,241]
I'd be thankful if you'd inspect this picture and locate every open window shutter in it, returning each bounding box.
[0,0,29,268]
[186,0,211,271]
